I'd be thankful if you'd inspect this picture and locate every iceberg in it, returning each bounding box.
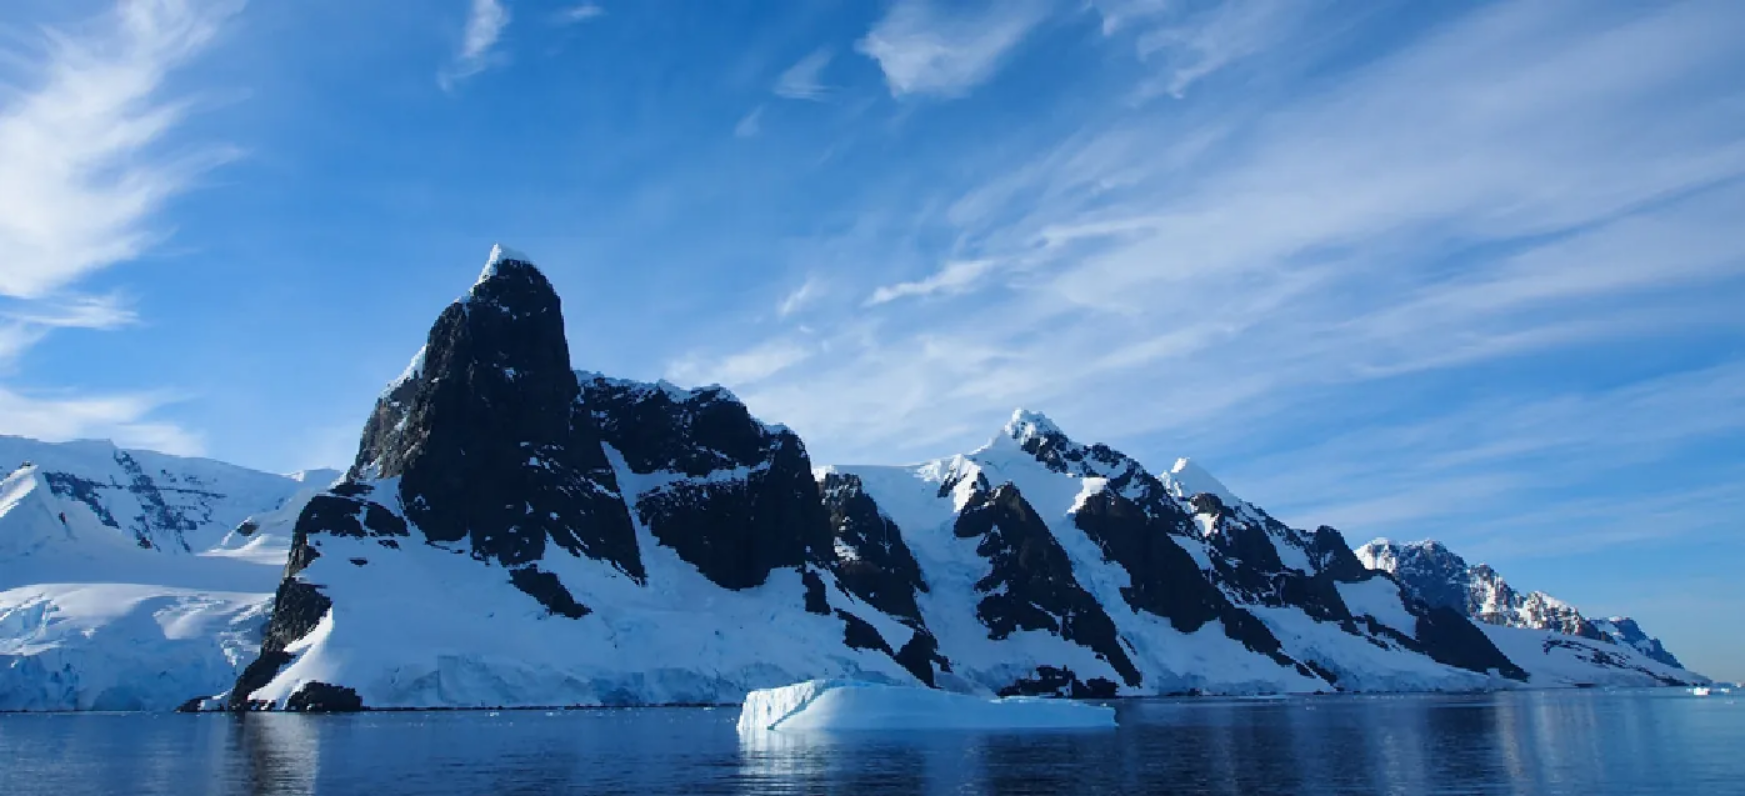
[737,680,1117,733]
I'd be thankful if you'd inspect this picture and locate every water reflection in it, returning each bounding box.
[1,690,1737,795]
[232,714,320,796]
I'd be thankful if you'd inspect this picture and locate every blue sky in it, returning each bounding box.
[1,0,1741,679]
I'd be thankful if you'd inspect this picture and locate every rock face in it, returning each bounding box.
[206,245,1700,712]
[224,247,925,711]
[1357,539,1689,672]
[354,248,643,581]
[578,374,832,590]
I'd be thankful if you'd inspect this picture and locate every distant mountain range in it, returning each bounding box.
[1356,539,1684,668]
[0,246,1706,712]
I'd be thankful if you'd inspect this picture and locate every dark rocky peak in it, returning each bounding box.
[1070,486,1295,664]
[818,470,928,626]
[578,373,781,476]
[953,482,1142,690]
[1306,526,1368,581]
[993,409,1185,520]
[579,372,833,591]
[345,245,643,578]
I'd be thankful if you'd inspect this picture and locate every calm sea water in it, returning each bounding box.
[1,689,1739,795]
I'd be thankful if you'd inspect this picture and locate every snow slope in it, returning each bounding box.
[0,441,321,711]
[1480,624,1708,687]
[241,468,916,710]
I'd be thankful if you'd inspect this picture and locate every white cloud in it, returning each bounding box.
[667,337,816,389]
[0,386,204,456]
[715,0,1745,488]
[866,259,996,305]
[0,0,240,300]
[439,0,510,90]
[777,275,821,317]
[1131,0,1307,98]
[774,47,834,101]
[1,293,138,330]
[0,0,235,451]
[554,3,604,25]
[734,105,764,138]
[856,0,1052,98]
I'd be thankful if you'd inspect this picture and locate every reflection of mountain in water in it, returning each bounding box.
[235,714,319,796]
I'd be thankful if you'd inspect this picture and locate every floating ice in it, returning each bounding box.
[736,679,1117,733]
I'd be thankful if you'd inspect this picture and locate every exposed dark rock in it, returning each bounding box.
[1071,488,1225,632]
[351,255,644,579]
[836,610,893,654]
[226,575,331,710]
[284,682,364,713]
[1307,526,1368,581]
[955,484,1141,688]
[820,471,927,625]
[41,452,227,551]
[893,630,949,687]
[801,569,830,616]
[997,666,1119,699]
[1413,604,1529,681]
[508,565,590,619]
[579,374,835,590]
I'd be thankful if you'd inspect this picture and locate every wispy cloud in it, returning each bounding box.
[856,0,1052,98]
[0,0,238,454]
[0,0,240,300]
[706,0,1745,497]
[439,0,510,90]
[0,387,203,455]
[866,259,997,305]
[1129,0,1310,98]
[734,105,764,138]
[774,47,834,101]
[554,3,604,25]
[777,275,821,317]
[1,294,137,331]
[668,337,815,388]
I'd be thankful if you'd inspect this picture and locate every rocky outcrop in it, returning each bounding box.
[578,375,833,590]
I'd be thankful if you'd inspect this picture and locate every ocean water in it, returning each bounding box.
[0,689,1738,795]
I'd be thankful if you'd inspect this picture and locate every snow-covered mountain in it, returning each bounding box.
[1,246,1706,712]
[1356,539,1694,675]
[0,439,324,710]
[200,246,1696,713]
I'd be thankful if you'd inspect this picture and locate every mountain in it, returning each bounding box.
[1356,539,1694,676]
[1,245,1706,711]
[818,411,1528,698]
[224,246,917,711]
[0,438,320,710]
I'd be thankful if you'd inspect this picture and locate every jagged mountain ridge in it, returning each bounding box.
[1356,539,1688,670]
[0,245,1706,712]
[211,246,1700,711]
